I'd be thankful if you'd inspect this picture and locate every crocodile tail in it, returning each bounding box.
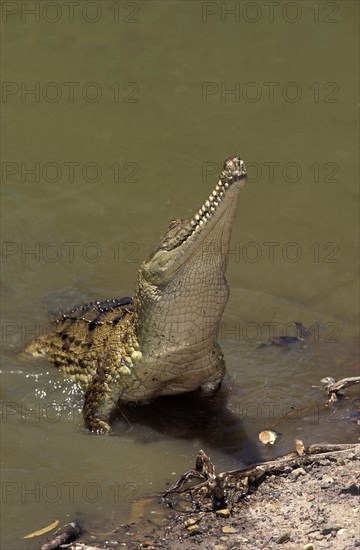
[24,335,49,357]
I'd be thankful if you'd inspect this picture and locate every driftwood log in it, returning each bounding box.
[164,443,359,510]
[165,375,359,509]
[325,375,360,397]
[40,522,85,550]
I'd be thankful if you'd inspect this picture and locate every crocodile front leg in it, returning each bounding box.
[82,359,115,434]
[82,346,136,434]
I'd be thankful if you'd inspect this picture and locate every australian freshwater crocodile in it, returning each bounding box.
[25,157,247,434]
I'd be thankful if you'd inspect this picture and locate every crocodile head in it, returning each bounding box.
[134,156,247,358]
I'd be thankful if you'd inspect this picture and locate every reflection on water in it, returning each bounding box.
[1,1,358,548]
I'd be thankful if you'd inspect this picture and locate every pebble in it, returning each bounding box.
[348,452,356,460]
[322,474,334,483]
[184,518,197,527]
[336,457,345,465]
[321,376,335,385]
[215,509,231,518]
[184,513,205,527]
[290,467,306,479]
[222,526,238,534]
[276,532,291,544]
[187,525,201,535]
[321,525,340,535]
[303,544,314,550]
[214,545,227,550]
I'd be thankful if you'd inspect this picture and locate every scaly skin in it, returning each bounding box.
[25,157,247,434]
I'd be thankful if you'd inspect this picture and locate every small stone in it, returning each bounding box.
[185,518,197,527]
[315,533,325,540]
[321,525,340,535]
[276,532,291,544]
[290,467,306,479]
[322,474,334,483]
[187,525,201,534]
[303,544,314,550]
[222,526,238,534]
[320,483,330,489]
[184,513,205,527]
[215,508,231,518]
[336,457,345,465]
[219,536,228,541]
[321,376,335,385]
[338,528,347,536]
[214,545,227,550]
[307,495,316,502]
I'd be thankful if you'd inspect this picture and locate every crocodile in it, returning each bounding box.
[25,156,247,434]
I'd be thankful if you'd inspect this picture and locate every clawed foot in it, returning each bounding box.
[85,416,112,435]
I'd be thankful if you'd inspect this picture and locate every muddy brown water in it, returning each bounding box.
[1,2,358,548]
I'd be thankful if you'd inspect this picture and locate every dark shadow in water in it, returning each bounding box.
[111,384,263,466]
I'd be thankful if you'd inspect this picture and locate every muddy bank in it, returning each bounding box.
[59,444,359,550]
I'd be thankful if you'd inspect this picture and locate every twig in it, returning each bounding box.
[40,522,85,550]
[164,444,359,510]
[326,376,360,394]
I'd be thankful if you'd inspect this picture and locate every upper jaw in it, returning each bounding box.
[188,156,246,233]
[140,156,247,283]
[219,156,247,186]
